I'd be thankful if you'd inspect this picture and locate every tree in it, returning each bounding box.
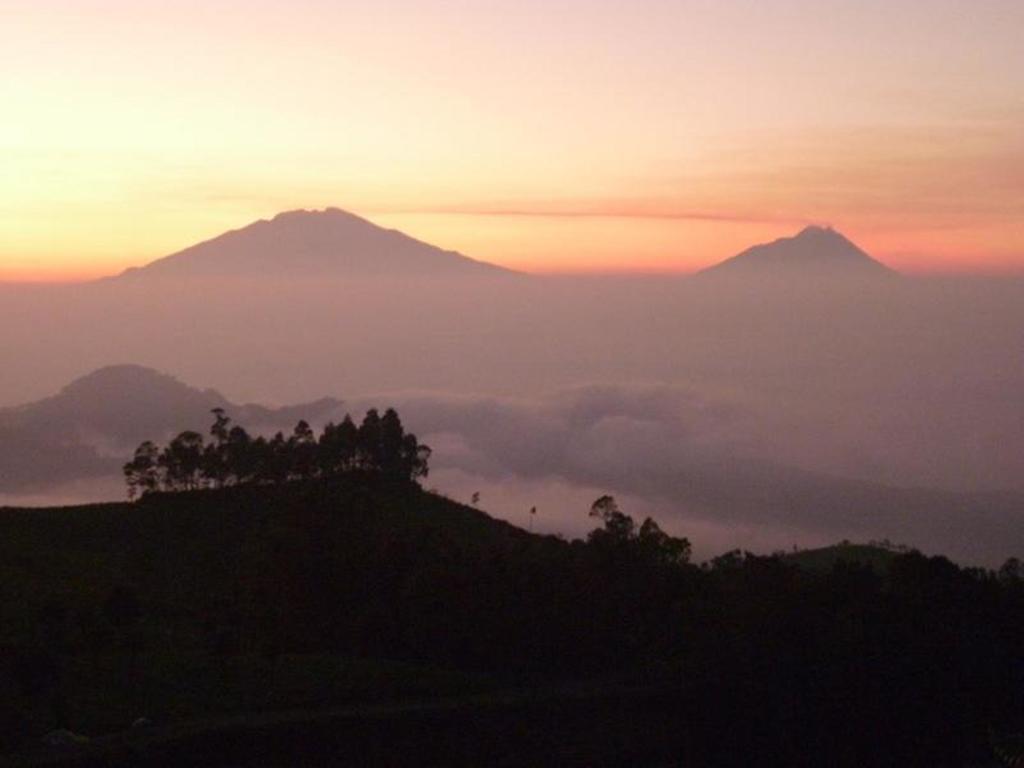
[401,432,431,480]
[160,431,206,490]
[289,420,318,480]
[260,432,290,484]
[122,406,430,496]
[204,408,232,487]
[586,495,690,566]
[319,416,358,475]
[998,556,1022,584]
[356,409,383,470]
[123,441,160,500]
[588,495,635,542]
[223,425,254,484]
[209,408,230,444]
[636,516,691,566]
[379,408,406,479]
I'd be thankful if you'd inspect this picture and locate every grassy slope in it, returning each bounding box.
[0,478,536,627]
[0,478,544,737]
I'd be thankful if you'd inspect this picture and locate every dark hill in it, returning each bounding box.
[0,478,567,737]
[696,225,897,280]
[0,479,1021,765]
[112,208,516,280]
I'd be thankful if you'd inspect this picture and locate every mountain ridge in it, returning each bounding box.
[0,365,344,492]
[110,208,517,281]
[4,364,342,434]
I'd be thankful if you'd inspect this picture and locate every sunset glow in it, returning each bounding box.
[2,0,1022,280]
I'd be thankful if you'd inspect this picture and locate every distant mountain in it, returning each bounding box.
[0,365,343,492]
[696,226,897,280]
[112,208,516,280]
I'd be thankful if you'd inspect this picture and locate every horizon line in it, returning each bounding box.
[6,263,1024,286]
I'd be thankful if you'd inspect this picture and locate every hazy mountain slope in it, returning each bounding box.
[112,208,516,280]
[695,225,898,280]
[0,365,342,492]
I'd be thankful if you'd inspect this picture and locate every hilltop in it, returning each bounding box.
[111,208,516,281]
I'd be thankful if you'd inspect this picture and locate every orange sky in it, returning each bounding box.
[2,0,1022,280]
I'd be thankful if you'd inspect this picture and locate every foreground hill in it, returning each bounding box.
[0,479,538,745]
[111,208,516,281]
[0,478,1022,765]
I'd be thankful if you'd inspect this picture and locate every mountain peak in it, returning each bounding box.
[696,226,897,280]
[53,365,229,413]
[0,367,345,490]
[791,224,861,247]
[267,207,362,223]
[63,364,190,391]
[794,224,840,238]
[112,208,516,281]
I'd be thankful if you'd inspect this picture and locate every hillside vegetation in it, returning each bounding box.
[0,476,1022,766]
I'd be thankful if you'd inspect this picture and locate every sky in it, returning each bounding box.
[2,0,1022,280]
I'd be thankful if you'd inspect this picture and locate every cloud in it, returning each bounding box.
[376,383,750,482]
[361,384,1024,565]
[362,201,805,225]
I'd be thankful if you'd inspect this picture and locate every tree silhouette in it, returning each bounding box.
[356,409,383,470]
[587,495,691,565]
[125,407,431,497]
[588,495,635,542]
[319,415,358,475]
[289,420,317,480]
[123,440,160,500]
[223,425,254,484]
[203,408,232,487]
[160,431,206,490]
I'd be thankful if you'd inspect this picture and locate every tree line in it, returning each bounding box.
[123,407,430,498]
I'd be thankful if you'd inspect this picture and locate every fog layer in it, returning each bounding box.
[2,221,1022,563]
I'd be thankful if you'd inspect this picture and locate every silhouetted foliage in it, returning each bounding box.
[4,477,1023,766]
[123,408,431,497]
[122,440,159,500]
[587,494,692,566]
